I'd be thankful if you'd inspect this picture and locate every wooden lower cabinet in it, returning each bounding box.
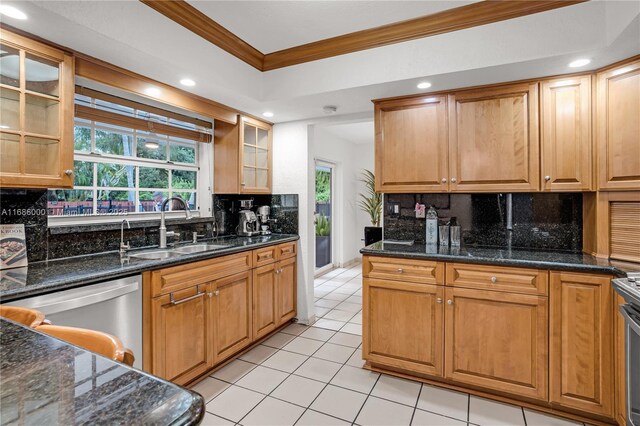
[253,262,278,340]
[363,277,444,377]
[549,272,614,418]
[146,242,298,385]
[444,287,548,401]
[211,271,253,362]
[276,256,297,324]
[150,283,214,385]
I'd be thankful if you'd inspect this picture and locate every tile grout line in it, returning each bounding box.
[409,383,424,426]
[349,369,382,425]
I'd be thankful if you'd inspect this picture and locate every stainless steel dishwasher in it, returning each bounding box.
[6,275,142,369]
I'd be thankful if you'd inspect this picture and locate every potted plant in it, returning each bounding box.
[315,214,331,267]
[358,169,383,245]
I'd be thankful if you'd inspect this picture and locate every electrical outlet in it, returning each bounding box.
[415,203,426,218]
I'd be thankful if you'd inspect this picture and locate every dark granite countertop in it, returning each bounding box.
[361,241,639,277]
[0,318,204,425]
[0,234,299,302]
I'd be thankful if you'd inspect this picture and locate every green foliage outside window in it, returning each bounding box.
[315,169,330,203]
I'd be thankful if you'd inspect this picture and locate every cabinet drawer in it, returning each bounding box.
[253,246,278,266]
[278,242,297,260]
[363,256,444,285]
[149,252,252,297]
[446,263,548,295]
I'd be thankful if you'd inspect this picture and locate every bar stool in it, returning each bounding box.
[35,324,135,366]
[0,306,47,328]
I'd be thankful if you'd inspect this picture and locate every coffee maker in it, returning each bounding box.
[237,199,260,236]
[257,205,272,235]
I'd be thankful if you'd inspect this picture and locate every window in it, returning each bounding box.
[48,89,211,219]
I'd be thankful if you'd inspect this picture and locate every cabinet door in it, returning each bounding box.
[0,29,74,189]
[549,272,614,417]
[363,278,444,377]
[276,256,297,325]
[240,116,272,194]
[374,96,449,193]
[212,271,253,362]
[448,83,540,192]
[151,284,213,385]
[541,76,593,191]
[444,287,548,400]
[597,59,640,190]
[253,263,278,340]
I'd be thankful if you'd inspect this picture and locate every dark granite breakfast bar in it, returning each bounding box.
[0,318,204,425]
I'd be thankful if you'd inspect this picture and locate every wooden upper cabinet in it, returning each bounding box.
[444,287,548,401]
[448,82,540,192]
[374,95,449,193]
[0,29,74,189]
[549,271,614,417]
[541,76,593,191]
[214,115,272,194]
[597,58,640,191]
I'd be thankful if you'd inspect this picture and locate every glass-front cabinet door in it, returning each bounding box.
[0,29,74,188]
[239,116,272,194]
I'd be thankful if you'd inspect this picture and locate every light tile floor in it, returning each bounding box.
[195,263,588,426]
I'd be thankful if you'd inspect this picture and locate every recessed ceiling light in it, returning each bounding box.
[144,87,161,97]
[180,78,195,87]
[0,5,28,20]
[145,141,160,149]
[262,111,274,118]
[568,59,591,68]
[0,125,9,129]
[417,81,432,89]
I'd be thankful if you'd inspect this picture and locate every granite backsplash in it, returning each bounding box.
[384,193,583,252]
[213,194,298,236]
[0,189,297,262]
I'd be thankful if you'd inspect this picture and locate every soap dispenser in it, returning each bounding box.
[425,205,438,245]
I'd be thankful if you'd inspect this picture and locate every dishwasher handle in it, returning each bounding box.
[13,277,140,315]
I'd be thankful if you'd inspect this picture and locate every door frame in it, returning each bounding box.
[314,159,337,276]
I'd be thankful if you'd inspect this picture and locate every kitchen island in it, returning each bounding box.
[0,318,204,425]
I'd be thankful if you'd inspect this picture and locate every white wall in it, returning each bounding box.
[353,142,376,244]
[271,122,315,324]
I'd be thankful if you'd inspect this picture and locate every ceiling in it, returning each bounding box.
[322,121,375,146]
[3,1,640,124]
[189,1,477,53]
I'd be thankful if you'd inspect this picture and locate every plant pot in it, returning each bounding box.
[315,235,331,268]
[364,226,382,246]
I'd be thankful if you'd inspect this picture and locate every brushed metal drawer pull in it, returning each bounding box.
[491,276,497,283]
[170,289,205,305]
[436,298,443,304]
[397,268,404,273]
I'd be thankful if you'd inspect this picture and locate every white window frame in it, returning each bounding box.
[48,119,213,227]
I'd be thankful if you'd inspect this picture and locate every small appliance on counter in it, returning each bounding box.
[257,205,275,235]
[612,272,640,426]
[237,199,260,237]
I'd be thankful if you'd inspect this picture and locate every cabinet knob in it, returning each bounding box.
[214,290,220,296]
[207,292,213,298]
[65,169,74,176]
[441,178,447,184]
[450,178,457,183]
[436,298,443,304]
[447,299,454,305]
[397,268,404,273]
[491,276,497,283]
[544,175,551,182]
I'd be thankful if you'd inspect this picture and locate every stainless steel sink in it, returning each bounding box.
[129,250,183,260]
[172,243,229,254]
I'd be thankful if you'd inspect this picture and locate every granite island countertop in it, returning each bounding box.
[0,234,299,302]
[0,318,204,425]
[361,241,639,276]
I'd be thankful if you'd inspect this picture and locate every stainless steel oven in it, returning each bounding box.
[620,303,640,426]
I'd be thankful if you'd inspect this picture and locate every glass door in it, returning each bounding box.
[315,161,334,273]
[240,117,271,194]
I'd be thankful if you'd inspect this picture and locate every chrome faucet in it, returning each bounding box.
[120,219,131,254]
[159,197,192,248]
